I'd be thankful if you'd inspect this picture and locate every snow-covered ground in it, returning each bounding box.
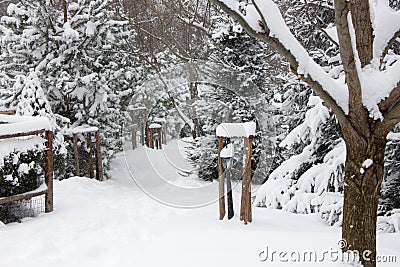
[0,140,399,266]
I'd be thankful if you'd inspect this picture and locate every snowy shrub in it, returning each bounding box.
[377,209,400,233]
[0,149,44,198]
[12,72,69,179]
[0,0,146,177]
[255,96,344,226]
[380,125,400,213]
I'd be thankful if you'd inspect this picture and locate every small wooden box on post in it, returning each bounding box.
[153,117,167,145]
[216,122,256,224]
[0,113,54,213]
[148,123,162,149]
[70,125,103,181]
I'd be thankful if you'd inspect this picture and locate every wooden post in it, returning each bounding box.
[157,128,162,149]
[248,136,253,223]
[141,122,145,146]
[218,136,226,220]
[149,128,154,149]
[95,131,103,181]
[242,136,253,224]
[87,132,95,178]
[240,164,246,222]
[145,109,149,147]
[73,133,80,176]
[163,123,167,145]
[130,111,137,150]
[45,131,54,213]
[132,125,137,150]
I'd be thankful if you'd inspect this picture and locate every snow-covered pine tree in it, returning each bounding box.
[12,71,68,178]
[380,124,400,212]
[185,14,280,182]
[243,0,345,225]
[0,0,146,176]
[255,96,344,225]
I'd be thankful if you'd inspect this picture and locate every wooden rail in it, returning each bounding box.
[0,129,54,213]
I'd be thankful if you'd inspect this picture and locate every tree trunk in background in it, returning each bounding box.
[62,0,68,23]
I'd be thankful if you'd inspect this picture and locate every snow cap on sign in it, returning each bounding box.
[216,122,256,138]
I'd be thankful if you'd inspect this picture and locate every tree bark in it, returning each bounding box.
[341,127,387,267]
[350,0,373,67]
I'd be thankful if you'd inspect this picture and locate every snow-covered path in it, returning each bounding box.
[0,140,399,266]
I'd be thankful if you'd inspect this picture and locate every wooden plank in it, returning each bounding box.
[95,131,103,181]
[87,132,95,178]
[0,110,16,115]
[45,131,54,212]
[218,136,226,220]
[73,133,80,176]
[0,129,46,140]
[0,188,48,205]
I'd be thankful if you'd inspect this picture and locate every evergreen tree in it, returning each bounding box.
[0,0,146,177]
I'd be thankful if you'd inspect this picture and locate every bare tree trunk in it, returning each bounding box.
[341,127,387,267]
[189,81,199,139]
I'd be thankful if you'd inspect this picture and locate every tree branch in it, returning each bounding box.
[334,0,370,136]
[380,29,400,70]
[304,0,339,47]
[385,100,400,123]
[209,0,349,128]
[379,81,400,114]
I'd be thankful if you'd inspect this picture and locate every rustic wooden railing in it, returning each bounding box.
[0,114,53,213]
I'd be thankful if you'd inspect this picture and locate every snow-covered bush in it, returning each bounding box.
[379,124,400,215]
[255,96,344,226]
[0,0,146,177]
[377,209,400,233]
[0,149,44,198]
[12,72,68,179]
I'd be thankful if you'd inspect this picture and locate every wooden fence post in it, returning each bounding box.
[149,128,154,149]
[145,109,149,147]
[248,136,253,222]
[163,123,167,144]
[87,132,95,178]
[95,131,103,181]
[45,131,54,213]
[218,136,226,220]
[242,136,253,224]
[157,128,162,149]
[130,111,137,150]
[73,133,80,176]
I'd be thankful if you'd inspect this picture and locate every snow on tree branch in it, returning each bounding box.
[371,0,400,64]
[212,0,349,119]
